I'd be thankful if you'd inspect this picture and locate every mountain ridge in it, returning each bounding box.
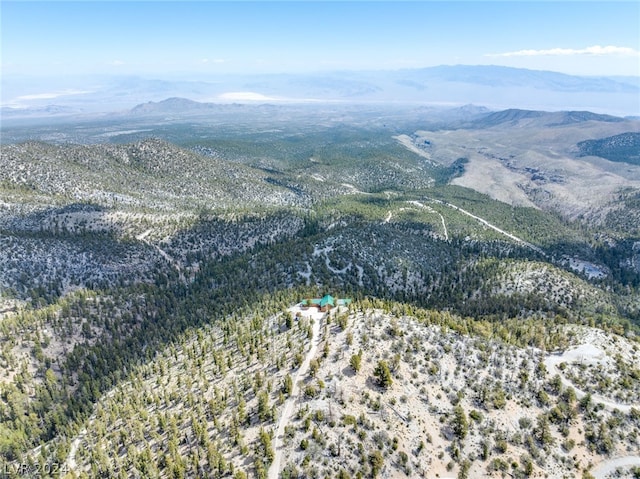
[1,96,640,478]
[3,64,639,118]
[465,108,626,129]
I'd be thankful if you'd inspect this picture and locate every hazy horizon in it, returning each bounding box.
[2,1,639,116]
[2,1,639,77]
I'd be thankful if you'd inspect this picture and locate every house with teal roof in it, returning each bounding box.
[301,294,351,312]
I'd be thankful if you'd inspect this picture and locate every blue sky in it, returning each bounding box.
[1,1,639,77]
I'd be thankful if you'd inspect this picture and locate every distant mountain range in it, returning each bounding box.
[2,65,639,119]
[465,108,626,128]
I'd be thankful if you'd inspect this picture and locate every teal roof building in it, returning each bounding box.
[301,294,351,311]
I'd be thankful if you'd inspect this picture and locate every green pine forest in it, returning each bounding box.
[1,109,639,478]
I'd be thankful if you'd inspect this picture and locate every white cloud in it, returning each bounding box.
[109,60,126,66]
[487,45,640,58]
[216,91,329,104]
[201,58,225,64]
[218,92,277,101]
[16,89,93,101]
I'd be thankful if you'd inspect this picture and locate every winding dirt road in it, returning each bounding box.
[429,198,545,255]
[268,309,323,479]
[543,343,638,413]
[591,456,640,479]
[543,342,640,478]
[406,200,449,241]
[136,228,185,281]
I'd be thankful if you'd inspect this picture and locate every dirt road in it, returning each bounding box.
[268,309,323,479]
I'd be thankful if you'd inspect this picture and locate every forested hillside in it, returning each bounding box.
[1,106,639,478]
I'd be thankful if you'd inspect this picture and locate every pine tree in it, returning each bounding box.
[451,404,469,441]
[373,360,392,389]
